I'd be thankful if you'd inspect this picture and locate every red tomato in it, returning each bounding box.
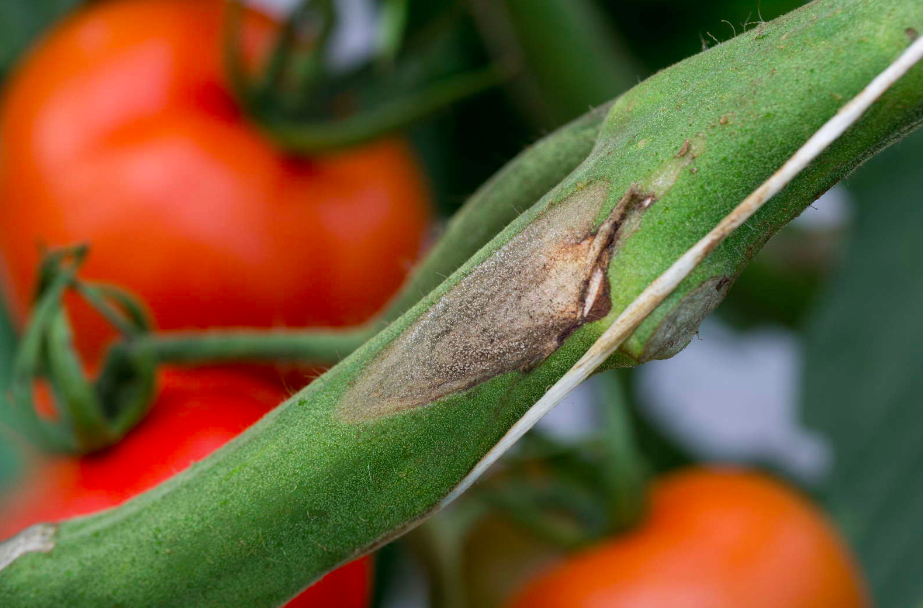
[0,367,372,608]
[0,0,431,363]
[508,468,868,608]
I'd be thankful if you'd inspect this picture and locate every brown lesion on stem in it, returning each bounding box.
[337,181,655,422]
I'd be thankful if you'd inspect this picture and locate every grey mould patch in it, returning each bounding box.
[639,276,735,362]
[0,523,56,572]
[338,181,652,422]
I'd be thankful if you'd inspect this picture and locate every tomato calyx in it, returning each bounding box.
[224,0,506,153]
[8,244,372,455]
[9,247,156,454]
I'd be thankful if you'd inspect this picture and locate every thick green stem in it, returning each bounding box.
[122,328,374,367]
[2,1,922,605]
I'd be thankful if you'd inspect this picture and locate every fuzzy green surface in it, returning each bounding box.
[2,0,922,605]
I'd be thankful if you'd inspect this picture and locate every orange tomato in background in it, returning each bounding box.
[0,367,372,608]
[508,468,868,608]
[0,0,431,363]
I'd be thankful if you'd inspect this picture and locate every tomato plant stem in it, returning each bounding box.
[448,30,923,507]
[132,327,376,367]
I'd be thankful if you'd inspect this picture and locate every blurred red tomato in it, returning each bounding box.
[0,0,431,362]
[508,467,868,608]
[0,367,372,607]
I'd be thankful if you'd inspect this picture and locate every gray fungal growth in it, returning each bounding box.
[338,181,652,422]
[0,524,56,572]
[639,275,735,362]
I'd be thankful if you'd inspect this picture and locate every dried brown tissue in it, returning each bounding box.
[337,181,655,422]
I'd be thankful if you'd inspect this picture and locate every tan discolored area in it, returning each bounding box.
[338,181,651,422]
[0,524,56,573]
[643,134,706,198]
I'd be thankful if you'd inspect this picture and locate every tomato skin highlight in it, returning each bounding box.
[508,468,868,608]
[0,367,372,608]
[0,0,431,362]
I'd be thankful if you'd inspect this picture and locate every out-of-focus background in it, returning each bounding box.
[0,1,922,607]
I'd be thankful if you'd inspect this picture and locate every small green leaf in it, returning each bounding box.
[0,0,83,79]
[802,127,923,608]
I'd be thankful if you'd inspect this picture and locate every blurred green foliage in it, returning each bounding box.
[0,298,20,491]
[409,0,637,216]
[0,301,15,404]
[0,0,81,79]
[802,127,923,608]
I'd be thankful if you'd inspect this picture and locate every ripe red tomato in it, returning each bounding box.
[0,367,372,608]
[0,0,431,362]
[508,468,868,608]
